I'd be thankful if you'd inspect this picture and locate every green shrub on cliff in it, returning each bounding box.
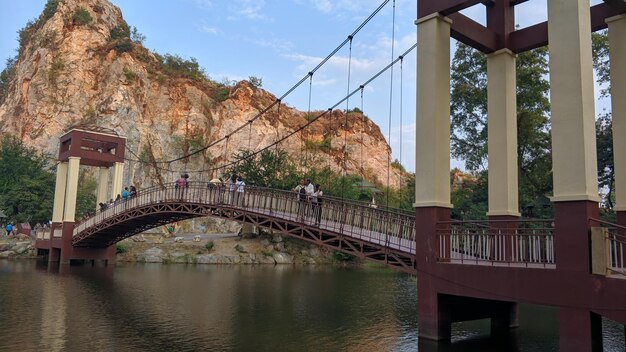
[72,7,92,26]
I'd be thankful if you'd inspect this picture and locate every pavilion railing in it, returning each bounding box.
[589,218,626,277]
[436,219,554,267]
[73,182,416,254]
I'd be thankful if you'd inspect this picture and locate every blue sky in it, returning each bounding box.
[0,0,610,173]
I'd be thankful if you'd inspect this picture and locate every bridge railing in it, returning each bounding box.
[73,182,416,254]
[589,218,626,277]
[436,219,554,267]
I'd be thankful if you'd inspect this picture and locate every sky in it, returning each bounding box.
[0,0,611,173]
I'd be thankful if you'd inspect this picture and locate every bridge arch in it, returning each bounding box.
[69,182,417,273]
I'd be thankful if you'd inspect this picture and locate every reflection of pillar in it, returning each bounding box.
[41,274,67,350]
[52,162,68,223]
[63,157,81,222]
[548,1,601,351]
[415,13,453,342]
[96,167,109,209]
[487,49,519,217]
[112,162,124,199]
[608,15,626,227]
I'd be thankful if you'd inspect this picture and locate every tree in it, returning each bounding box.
[248,76,263,88]
[0,137,97,224]
[450,43,553,217]
[592,31,614,209]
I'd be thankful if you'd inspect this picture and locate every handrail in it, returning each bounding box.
[72,182,417,254]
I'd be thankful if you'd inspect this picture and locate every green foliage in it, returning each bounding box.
[261,249,273,257]
[130,26,146,44]
[347,107,362,113]
[47,57,65,86]
[234,244,246,253]
[116,243,128,254]
[390,159,405,172]
[592,30,610,98]
[248,76,263,88]
[450,172,488,220]
[205,240,214,251]
[215,87,230,102]
[304,113,316,122]
[156,54,207,81]
[305,137,331,152]
[113,39,133,53]
[39,30,58,48]
[450,43,553,217]
[110,21,130,41]
[0,57,18,104]
[72,7,93,26]
[17,20,38,55]
[42,0,60,20]
[0,137,55,224]
[123,67,138,82]
[332,251,355,262]
[229,148,299,190]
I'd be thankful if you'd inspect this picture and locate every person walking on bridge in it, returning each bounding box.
[293,178,308,222]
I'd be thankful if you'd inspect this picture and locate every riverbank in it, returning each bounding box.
[0,232,356,265]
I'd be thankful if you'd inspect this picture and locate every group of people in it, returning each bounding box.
[98,185,137,211]
[207,174,246,205]
[293,178,323,225]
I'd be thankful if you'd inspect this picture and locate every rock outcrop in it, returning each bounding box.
[0,0,405,189]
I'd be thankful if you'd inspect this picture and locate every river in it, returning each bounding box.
[0,260,623,351]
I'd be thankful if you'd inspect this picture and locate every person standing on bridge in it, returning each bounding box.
[293,178,307,222]
[229,174,238,205]
[175,174,188,200]
[312,184,323,225]
[235,176,245,206]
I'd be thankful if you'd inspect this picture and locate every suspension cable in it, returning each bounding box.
[129,44,417,178]
[341,36,354,198]
[360,86,364,174]
[386,0,396,207]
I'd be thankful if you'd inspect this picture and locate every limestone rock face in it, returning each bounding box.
[0,0,404,189]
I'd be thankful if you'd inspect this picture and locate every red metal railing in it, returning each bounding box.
[436,219,554,267]
[589,218,626,277]
[73,182,417,254]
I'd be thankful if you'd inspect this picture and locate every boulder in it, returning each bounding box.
[272,252,293,264]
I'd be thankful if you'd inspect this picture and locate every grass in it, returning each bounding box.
[115,243,128,254]
[205,240,214,251]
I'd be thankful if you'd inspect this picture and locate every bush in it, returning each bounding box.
[305,137,331,152]
[115,243,128,254]
[248,76,262,88]
[72,7,92,26]
[47,57,65,86]
[110,21,130,40]
[0,57,17,104]
[261,249,273,257]
[205,240,214,251]
[215,87,230,102]
[42,0,60,20]
[234,244,246,253]
[332,250,355,262]
[113,39,133,53]
[123,67,138,82]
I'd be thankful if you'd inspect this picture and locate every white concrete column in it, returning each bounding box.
[487,49,520,216]
[51,162,68,223]
[547,0,600,202]
[111,162,124,199]
[63,157,81,222]
[608,15,626,211]
[414,14,452,208]
[96,167,109,209]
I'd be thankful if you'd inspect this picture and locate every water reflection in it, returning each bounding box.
[0,260,623,351]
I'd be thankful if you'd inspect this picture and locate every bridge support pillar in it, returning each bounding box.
[415,207,451,340]
[96,166,109,209]
[486,49,520,220]
[559,308,603,352]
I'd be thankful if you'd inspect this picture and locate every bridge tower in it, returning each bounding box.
[38,126,126,266]
[415,1,626,351]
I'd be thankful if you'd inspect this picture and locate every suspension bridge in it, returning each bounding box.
[32,0,626,350]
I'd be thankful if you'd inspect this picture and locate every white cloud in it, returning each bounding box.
[253,38,294,52]
[197,25,219,34]
[235,0,273,21]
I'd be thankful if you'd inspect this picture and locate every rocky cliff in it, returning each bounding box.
[0,0,404,189]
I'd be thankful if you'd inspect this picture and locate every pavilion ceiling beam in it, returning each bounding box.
[418,0,486,17]
[510,0,529,5]
[449,13,498,53]
[603,0,626,13]
[508,3,621,53]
